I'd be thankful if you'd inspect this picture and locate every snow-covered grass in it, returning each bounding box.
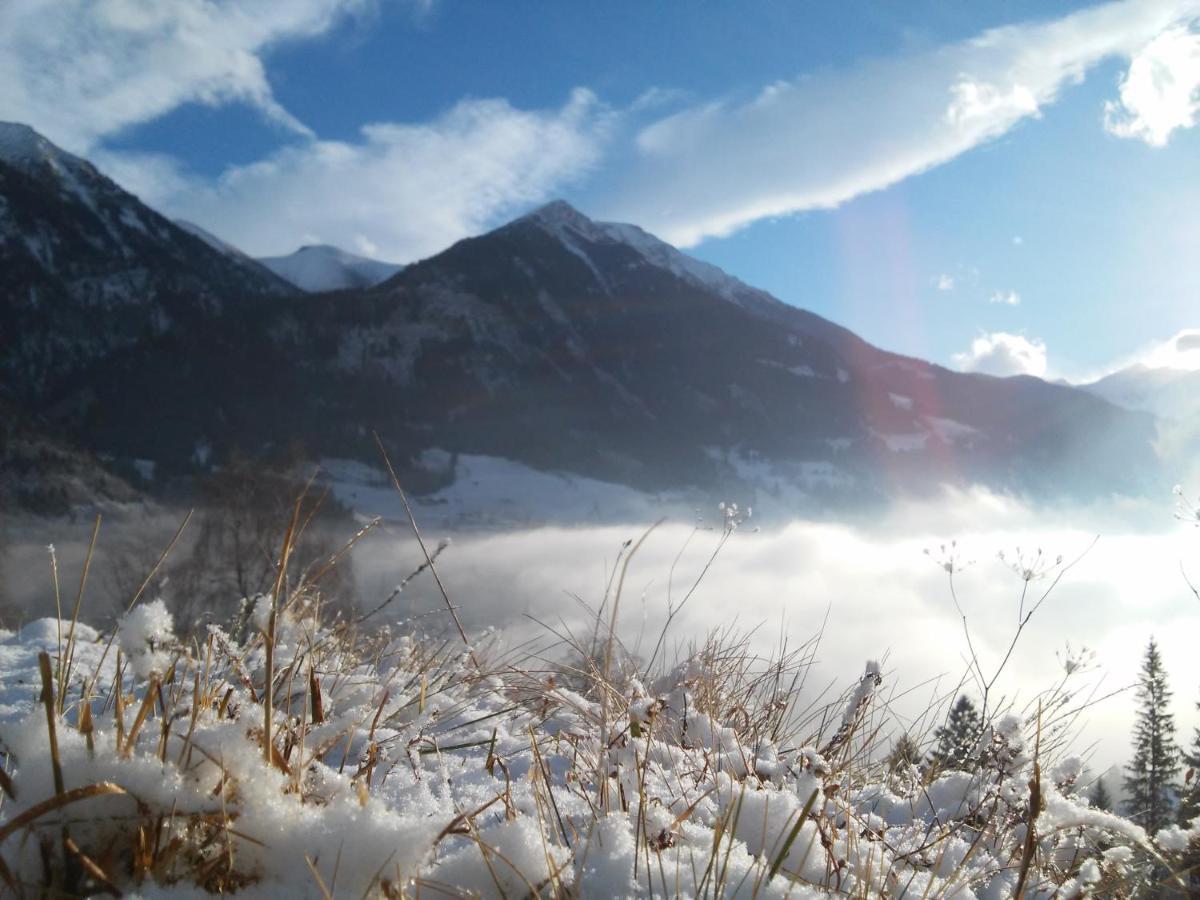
[1,516,1197,897]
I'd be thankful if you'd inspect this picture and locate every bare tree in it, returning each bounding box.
[167,455,356,635]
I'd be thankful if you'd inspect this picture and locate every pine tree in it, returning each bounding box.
[1089,776,1113,812]
[1124,638,1180,835]
[1177,691,1200,895]
[927,695,983,772]
[887,734,921,773]
[1178,689,1200,826]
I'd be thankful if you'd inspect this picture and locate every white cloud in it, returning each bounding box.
[0,0,379,153]
[142,90,610,259]
[1131,328,1200,370]
[936,274,955,291]
[953,332,1048,377]
[1104,24,1200,146]
[1176,331,1200,352]
[989,290,1021,306]
[602,0,1200,247]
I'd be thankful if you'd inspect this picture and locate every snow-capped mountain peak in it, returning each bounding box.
[517,199,782,317]
[0,122,88,176]
[258,244,403,292]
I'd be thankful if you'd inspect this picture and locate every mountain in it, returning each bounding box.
[0,127,1165,510]
[74,197,1150,504]
[1082,364,1200,422]
[174,219,256,261]
[0,122,296,406]
[0,392,139,515]
[259,244,403,292]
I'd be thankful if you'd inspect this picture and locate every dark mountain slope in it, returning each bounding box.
[0,122,295,407]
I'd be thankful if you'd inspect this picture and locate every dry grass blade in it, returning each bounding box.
[0,783,129,845]
[305,853,334,900]
[122,677,161,757]
[37,652,66,798]
[769,788,819,880]
[59,514,101,712]
[372,432,473,658]
[265,494,302,765]
[64,835,122,896]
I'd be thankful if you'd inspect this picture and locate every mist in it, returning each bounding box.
[4,485,1198,777]
[352,487,1200,776]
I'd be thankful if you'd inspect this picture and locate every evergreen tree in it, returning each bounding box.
[1178,690,1200,826]
[887,734,921,774]
[927,695,983,772]
[1124,638,1180,835]
[1089,776,1113,812]
[1177,694,1200,896]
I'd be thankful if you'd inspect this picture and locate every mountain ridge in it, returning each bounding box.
[0,123,1168,511]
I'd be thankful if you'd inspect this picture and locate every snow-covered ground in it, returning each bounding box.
[0,592,1187,897]
[320,454,693,528]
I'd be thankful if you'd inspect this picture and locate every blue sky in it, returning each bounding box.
[3,0,1199,379]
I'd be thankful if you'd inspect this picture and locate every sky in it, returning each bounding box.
[2,0,1200,379]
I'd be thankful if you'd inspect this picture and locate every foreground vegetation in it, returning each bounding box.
[0,498,1198,898]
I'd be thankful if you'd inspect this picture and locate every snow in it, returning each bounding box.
[116,599,175,678]
[925,415,979,444]
[0,601,1192,897]
[712,449,856,512]
[758,359,819,378]
[175,219,249,258]
[321,454,678,528]
[888,392,914,410]
[259,244,403,292]
[522,200,783,316]
[0,122,72,171]
[118,206,149,234]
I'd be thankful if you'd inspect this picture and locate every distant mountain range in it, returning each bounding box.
[0,122,1179,515]
[1082,364,1200,422]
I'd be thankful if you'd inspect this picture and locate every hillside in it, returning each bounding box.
[0,125,1165,511]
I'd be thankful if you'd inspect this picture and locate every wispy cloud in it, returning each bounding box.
[140,90,611,260]
[0,0,388,153]
[603,0,1200,247]
[989,290,1021,306]
[1104,23,1200,146]
[6,0,1200,262]
[953,332,1047,377]
[936,274,956,291]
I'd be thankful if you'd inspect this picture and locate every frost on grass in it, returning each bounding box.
[0,591,1196,898]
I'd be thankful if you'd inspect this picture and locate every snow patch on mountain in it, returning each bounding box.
[320,454,677,528]
[0,122,84,173]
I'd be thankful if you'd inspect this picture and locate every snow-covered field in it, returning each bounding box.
[0,590,1189,897]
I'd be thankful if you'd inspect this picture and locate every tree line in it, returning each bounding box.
[891,637,1200,828]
